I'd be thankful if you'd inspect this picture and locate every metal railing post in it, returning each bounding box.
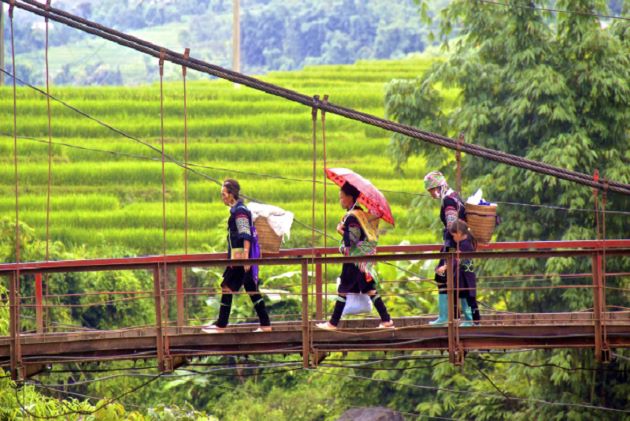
[35,272,44,334]
[153,265,165,371]
[301,261,310,368]
[9,271,22,379]
[591,251,609,362]
[315,260,323,319]
[176,267,185,331]
[591,252,602,361]
[446,254,456,363]
[446,253,464,365]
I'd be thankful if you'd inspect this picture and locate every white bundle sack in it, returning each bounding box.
[248,202,294,239]
[342,294,373,315]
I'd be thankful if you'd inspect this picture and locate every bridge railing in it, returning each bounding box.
[1,239,629,376]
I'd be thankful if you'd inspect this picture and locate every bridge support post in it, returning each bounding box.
[154,265,166,371]
[446,255,464,365]
[315,261,323,320]
[9,271,23,380]
[301,261,310,368]
[176,267,185,332]
[35,273,44,334]
[592,252,610,363]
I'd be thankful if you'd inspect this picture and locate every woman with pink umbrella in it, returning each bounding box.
[316,169,395,330]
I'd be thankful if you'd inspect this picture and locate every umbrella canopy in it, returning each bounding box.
[325,167,395,226]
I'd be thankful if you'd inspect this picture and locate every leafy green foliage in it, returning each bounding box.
[384,0,630,418]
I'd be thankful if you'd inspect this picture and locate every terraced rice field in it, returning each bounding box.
[0,55,458,255]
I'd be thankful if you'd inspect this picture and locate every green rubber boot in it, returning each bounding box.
[429,294,448,326]
[460,298,474,327]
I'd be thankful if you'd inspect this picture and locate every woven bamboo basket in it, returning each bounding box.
[465,203,497,244]
[255,217,282,255]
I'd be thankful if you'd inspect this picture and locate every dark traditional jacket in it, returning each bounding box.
[340,212,367,283]
[227,200,253,258]
[454,237,476,297]
[440,190,466,249]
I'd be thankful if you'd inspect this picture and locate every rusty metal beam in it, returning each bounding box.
[1,240,629,275]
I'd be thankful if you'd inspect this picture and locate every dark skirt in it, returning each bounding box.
[434,253,477,298]
[338,263,376,294]
[456,270,476,298]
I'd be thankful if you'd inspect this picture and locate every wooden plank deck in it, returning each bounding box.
[1,312,628,368]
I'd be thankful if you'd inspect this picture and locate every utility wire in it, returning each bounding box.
[314,369,630,414]
[478,0,630,22]
[469,355,629,374]
[30,362,301,388]
[13,373,162,419]
[3,131,630,218]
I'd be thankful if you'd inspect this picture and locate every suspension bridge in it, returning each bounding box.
[2,240,629,379]
[0,0,629,382]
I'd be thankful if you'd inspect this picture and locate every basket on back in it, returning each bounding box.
[249,202,294,256]
[465,203,497,244]
[255,217,282,255]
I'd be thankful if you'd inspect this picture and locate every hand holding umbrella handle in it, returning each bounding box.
[336,222,345,235]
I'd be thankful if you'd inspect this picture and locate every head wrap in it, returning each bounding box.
[423,171,448,191]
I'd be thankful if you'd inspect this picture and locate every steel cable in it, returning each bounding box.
[4,0,630,195]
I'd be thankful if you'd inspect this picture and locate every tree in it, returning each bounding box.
[385,0,630,418]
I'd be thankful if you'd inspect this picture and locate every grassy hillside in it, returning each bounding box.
[0,54,457,256]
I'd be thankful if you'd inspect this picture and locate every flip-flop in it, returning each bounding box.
[201,324,225,334]
[253,327,272,333]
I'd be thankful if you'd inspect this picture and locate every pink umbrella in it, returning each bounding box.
[325,167,395,226]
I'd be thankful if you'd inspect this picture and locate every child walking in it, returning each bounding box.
[448,220,481,326]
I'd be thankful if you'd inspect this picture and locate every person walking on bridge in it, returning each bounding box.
[202,179,272,333]
[447,220,480,326]
[424,171,473,326]
[316,182,394,330]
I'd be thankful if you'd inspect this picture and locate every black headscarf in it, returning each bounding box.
[341,182,360,202]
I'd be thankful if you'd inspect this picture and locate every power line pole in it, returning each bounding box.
[232,0,240,83]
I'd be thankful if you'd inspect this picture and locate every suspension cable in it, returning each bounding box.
[43,0,53,334]
[4,0,630,195]
[321,94,329,319]
[158,49,170,361]
[9,0,19,265]
[311,96,319,322]
[182,48,190,257]
[158,50,167,258]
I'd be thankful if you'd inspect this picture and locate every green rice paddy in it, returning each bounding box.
[0,54,457,256]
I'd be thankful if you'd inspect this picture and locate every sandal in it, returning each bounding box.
[253,326,272,333]
[201,324,226,334]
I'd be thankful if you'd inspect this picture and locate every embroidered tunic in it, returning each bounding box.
[227,200,253,259]
[338,209,376,294]
[440,190,466,249]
